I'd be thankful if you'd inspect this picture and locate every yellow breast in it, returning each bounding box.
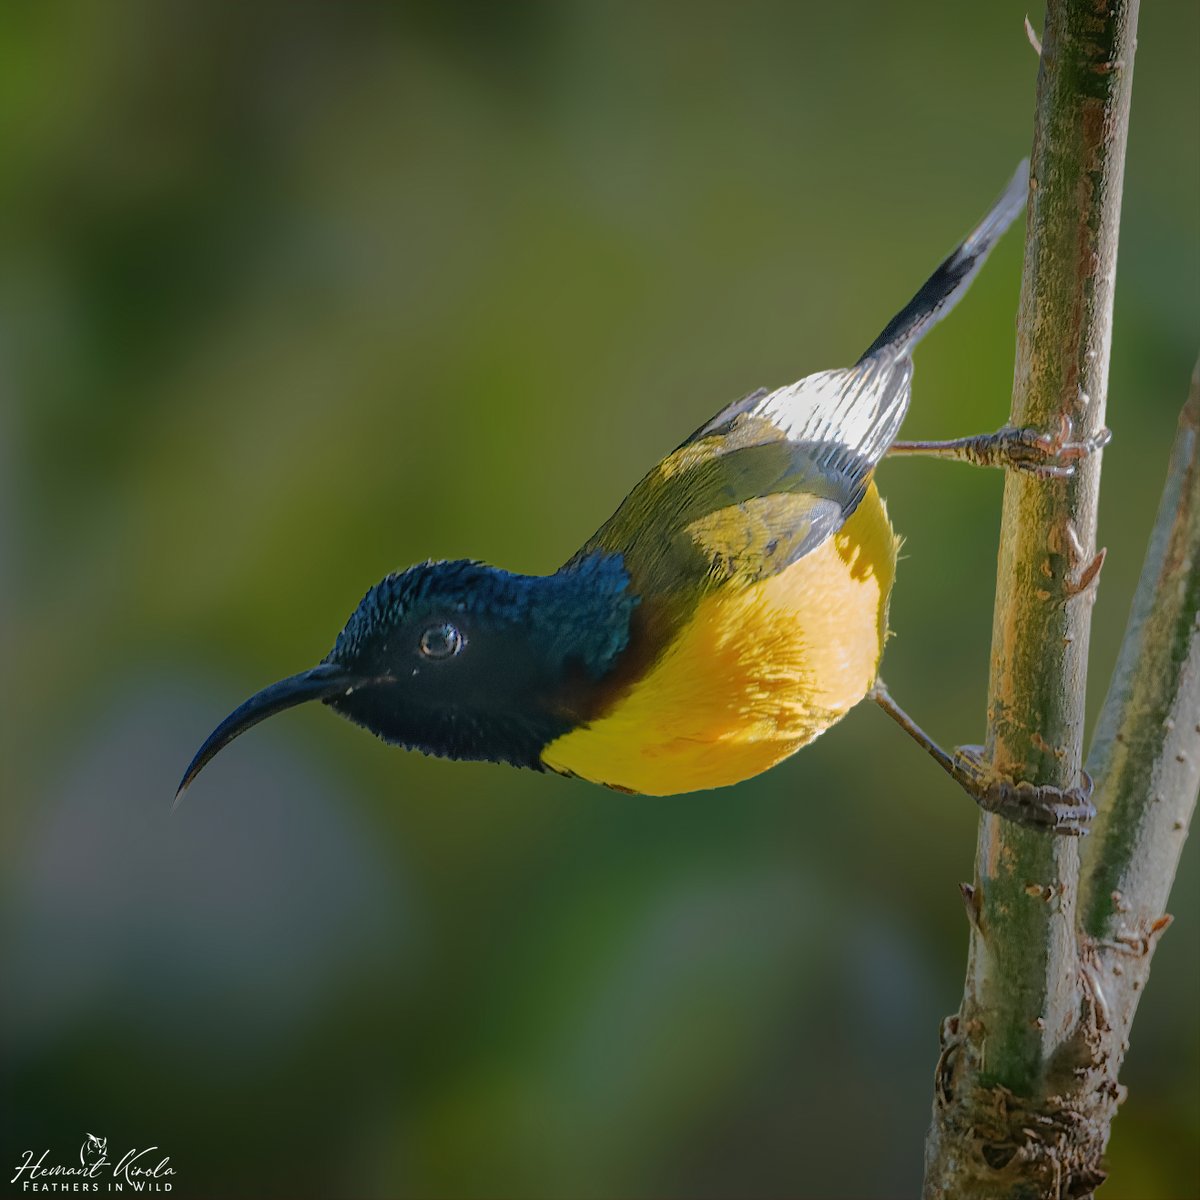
[542,482,899,794]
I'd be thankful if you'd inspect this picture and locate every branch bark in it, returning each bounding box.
[921,359,1200,1196]
[916,1,1200,1196]
[1080,358,1200,1049]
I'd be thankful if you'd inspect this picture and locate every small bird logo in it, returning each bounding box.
[178,161,1100,831]
[80,1134,107,1166]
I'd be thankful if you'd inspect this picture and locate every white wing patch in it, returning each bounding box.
[752,352,913,503]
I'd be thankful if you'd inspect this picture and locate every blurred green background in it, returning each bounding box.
[2,2,1197,1197]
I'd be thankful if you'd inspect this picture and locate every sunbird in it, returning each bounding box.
[178,160,1103,831]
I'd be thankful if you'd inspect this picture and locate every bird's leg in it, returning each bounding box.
[868,680,1095,835]
[888,414,1111,479]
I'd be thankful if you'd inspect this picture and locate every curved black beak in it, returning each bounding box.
[175,662,360,806]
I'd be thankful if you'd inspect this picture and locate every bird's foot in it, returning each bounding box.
[967,417,1112,478]
[951,744,1096,835]
[869,683,1095,836]
[890,416,1111,478]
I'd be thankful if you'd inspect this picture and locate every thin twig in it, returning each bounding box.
[1081,360,1200,1033]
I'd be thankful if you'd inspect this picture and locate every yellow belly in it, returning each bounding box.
[542,483,898,794]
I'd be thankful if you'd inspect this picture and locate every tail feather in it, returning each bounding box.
[857,160,1028,362]
[680,161,1031,531]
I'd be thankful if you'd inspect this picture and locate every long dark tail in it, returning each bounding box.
[857,160,1028,362]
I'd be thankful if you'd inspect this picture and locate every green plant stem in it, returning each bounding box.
[971,0,1138,1091]
[1081,361,1200,1034]
[923,0,1141,1194]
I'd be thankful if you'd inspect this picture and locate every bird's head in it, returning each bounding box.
[176,554,638,801]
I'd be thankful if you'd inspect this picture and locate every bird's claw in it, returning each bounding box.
[980,417,1112,479]
[952,745,1096,835]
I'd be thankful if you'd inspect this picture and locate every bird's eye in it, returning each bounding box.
[418,622,465,660]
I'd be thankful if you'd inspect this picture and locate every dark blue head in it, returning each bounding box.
[177,553,638,800]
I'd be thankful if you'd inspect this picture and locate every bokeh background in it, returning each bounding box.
[3,2,1197,1197]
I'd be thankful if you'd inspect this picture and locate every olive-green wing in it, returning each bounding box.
[575,358,910,598]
